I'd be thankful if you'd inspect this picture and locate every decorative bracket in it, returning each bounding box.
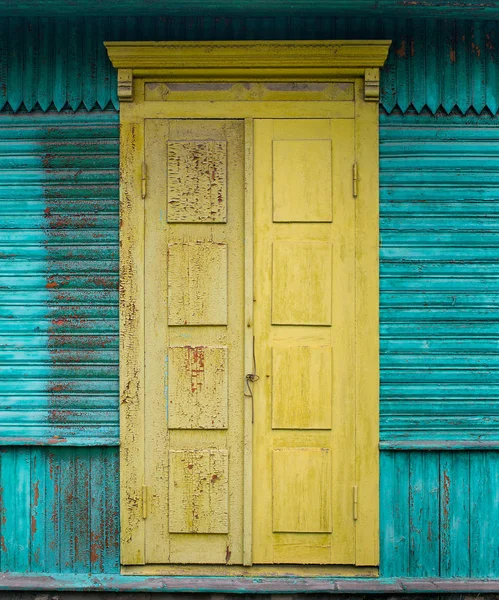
[117,68,133,102]
[364,68,381,102]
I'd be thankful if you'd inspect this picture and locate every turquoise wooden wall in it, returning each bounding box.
[380,112,499,446]
[1,17,499,115]
[0,111,119,445]
[0,447,119,573]
[0,15,498,580]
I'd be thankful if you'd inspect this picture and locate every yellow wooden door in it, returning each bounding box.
[252,118,357,564]
[144,119,245,564]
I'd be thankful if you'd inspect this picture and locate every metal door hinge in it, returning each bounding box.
[352,163,358,198]
[142,485,149,519]
[141,162,147,199]
[353,485,358,520]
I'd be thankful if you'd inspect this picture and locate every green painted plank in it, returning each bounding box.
[30,447,46,573]
[440,451,471,577]
[470,451,499,577]
[408,452,439,576]
[380,451,410,577]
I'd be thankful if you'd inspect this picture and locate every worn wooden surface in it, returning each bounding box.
[381,451,499,578]
[144,119,245,566]
[252,117,365,565]
[1,18,498,116]
[2,574,499,593]
[354,78,380,566]
[0,446,498,579]
[0,111,119,446]
[379,112,499,446]
[0,447,119,574]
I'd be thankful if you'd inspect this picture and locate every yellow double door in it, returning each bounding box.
[143,116,358,568]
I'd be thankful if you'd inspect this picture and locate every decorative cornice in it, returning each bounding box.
[105,40,391,102]
[106,40,391,69]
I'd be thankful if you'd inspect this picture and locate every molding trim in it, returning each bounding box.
[1,574,499,593]
[381,440,499,450]
[105,40,391,101]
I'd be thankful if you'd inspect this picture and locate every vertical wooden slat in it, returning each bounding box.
[472,20,487,114]
[0,19,8,110]
[53,18,67,111]
[484,21,498,115]
[456,20,471,113]
[440,451,471,577]
[380,451,410,577]
[23,17,37,112]
[470,451,499,577]
[45,450,61,572]
[380,18,396,114]
[74,450,91,573]
[83,17,97,111]
[103,449,120,573]
[90,449,102,574]
[442,19,456,113]
[355,78,380,566]
[96,18,111,110]
[411,19,425,113]
[395,18,410,113]
[60,448,74,572]
[16,449,31,572]
[30,448,46,573]
[38,17,52,111]
[409,452,439,576]
[119,110,145,565]
[8,17,24,112]
[425,19,439,114]
[243,118,254,567]
[67,17,82,111]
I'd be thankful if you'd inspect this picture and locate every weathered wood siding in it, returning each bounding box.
[0,111,119,444]
[0,447,497,577]
[0,447,119,573]
[380,112,499,445]
[381,451,499,577]
[0,18,499,115]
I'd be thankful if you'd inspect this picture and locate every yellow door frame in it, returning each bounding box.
[106,40,390,576]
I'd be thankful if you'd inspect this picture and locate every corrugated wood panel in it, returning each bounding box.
[0,111,119,445]
[2,0,499,19]
[380,111,499,445]
[0,446,119,573]
[0,17,499,116]
[380,450,499,577]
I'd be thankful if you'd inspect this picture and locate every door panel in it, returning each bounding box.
[253,118,356,564]
[144,119,245,564]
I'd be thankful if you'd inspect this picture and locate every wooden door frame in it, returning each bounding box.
[106,40,390,575]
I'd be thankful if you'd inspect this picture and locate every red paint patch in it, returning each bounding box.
[396,39,407,58]
[33,481,40,506]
